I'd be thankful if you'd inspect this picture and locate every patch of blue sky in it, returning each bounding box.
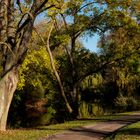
[81,34,100,53]
[35,12,47,24]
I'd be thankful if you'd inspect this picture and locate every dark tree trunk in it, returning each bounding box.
[69,38,80,118]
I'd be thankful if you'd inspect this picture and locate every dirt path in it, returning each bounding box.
[41,113,140,140]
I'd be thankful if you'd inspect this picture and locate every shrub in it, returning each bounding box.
[115,95,138,112]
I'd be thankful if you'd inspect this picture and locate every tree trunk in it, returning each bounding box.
[0,68,18,131]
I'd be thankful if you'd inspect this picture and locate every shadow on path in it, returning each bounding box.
[41,113,140,140]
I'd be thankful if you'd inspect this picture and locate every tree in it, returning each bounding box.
[48,0,108,118]
[0,0,58,131]
[97,10,140,112]
[51,0,134,118]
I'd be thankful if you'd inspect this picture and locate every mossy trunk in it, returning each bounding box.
[0,68,18,131]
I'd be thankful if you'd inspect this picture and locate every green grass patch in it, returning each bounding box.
[0,115,118,140]
[0,111,138,140]
[105,121,140,140]
[117,111,140,115]
[0,120,98,140]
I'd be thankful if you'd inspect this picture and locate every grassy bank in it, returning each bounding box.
[0,115,119,140]
[105,121,140,140]
[0,120,98,140]
[0,112,139,140]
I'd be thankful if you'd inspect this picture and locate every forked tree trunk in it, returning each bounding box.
[0,68,18,131]
[0,0,55,131]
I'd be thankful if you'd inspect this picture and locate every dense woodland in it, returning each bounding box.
[1,0,140,130]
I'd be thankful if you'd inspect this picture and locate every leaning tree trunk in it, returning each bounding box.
[34,22,73,113]
[0,68,18,131]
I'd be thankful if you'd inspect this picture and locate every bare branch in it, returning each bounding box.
[16,0,23,13]
[17,11,34,28]
[37,5,55,14]
[34,0,49,14]
[16,0,50,34]
[76,1,102,14]
[60,13,69,31]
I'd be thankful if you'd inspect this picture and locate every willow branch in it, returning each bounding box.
[76,46,140,87]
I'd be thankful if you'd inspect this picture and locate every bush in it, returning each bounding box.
[115,95,138,112]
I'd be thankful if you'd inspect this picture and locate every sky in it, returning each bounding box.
[82,34,99,53]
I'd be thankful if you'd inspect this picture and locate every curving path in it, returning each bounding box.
[41,113,140,140]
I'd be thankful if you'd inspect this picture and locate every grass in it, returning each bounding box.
[0,115,119,140]
[105,121,140,140]
[117,111,140,115]
[0,120,100,140]
[0,111,139,140]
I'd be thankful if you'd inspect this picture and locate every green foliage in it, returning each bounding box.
[39,106,56,125]
[8,45,58,127]
[81,74,103,90]
[115,95,138,112]
[18,47,53,90]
